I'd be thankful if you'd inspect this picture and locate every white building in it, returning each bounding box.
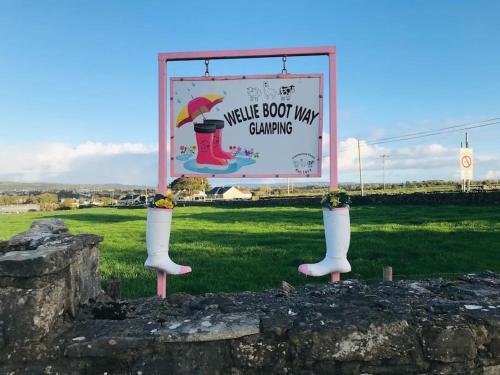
[207,186,252,200]
[177,191,207,201]
[117,194,146,207]
[0,204,40,213]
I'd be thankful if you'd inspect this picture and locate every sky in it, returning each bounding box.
[0,0,499,186]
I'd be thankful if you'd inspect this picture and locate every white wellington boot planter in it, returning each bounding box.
[145,208,191,275]
[299,207,351,276]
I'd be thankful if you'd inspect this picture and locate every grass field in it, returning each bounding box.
[1,205,499,299]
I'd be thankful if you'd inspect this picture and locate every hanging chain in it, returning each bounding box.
[204,59,210,77]
[281,56,288,75]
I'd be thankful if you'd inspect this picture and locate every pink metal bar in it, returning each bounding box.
[159,46,335,62]
[169,77,175,186]
[157,56,167,298]
[157,271,167,298]
[318,71,324,178]
[331,272,340,283]
[328,51,340,283]
[158,57,168,194]
[170,173,322,178]
[170,73,322,81]
[328,53,338,189]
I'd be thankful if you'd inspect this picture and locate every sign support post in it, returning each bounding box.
[328,49,339,283]
[157,47,339,298]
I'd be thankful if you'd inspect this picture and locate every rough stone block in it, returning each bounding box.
[0,220,102,348]
[422,326,478,362]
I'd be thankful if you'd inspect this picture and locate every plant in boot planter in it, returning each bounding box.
[299,190,352,277]
[320,189,351,210]
[144,191,191,275]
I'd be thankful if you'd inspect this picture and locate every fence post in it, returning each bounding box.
[383,266,393,282]
[106,279,122,300]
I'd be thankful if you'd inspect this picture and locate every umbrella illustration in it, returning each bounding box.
[175,95,224,127]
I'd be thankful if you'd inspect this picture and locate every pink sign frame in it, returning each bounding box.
[156,47,338,298]
[169,73,324,178]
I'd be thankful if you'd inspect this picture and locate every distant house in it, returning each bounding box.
[59,197,79,206]
[0,204,40,213]
[117,194,146,207]
[177,190,207,202]
[207,186,252,200]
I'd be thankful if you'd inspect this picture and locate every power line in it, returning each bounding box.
[365,117,500,144]
[334,117,500,154]
[368,120,500,146]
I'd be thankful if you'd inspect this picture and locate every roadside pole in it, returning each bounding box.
[381,154,389,191]
[357,139,364,196]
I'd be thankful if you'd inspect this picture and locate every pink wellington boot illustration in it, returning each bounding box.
[194,122,228,169]
[205,119,235,161]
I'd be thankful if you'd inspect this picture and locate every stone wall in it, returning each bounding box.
[0,220,102,354]
[179,191,500,208]
[1,222,499,374]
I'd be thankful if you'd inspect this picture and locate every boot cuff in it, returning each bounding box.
[203,119,225,129]
[194,122,216,133]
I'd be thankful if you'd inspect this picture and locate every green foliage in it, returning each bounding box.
[170,177,210,194]
[59,198,75,210]
[321,190,351,209]
[0,205,499,299]
[0,195,25,205]
[97,197,115,206]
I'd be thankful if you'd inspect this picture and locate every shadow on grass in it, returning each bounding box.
[176,208,322,226]
[48,212,145,223]
[176,205,500,227]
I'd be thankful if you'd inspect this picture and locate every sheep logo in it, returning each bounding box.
[279,85,295,101]
[262,81,277,100]
[246,87,261,102]
[292,153,315,174]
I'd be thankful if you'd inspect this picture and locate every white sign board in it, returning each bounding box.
[170,74,323,178]
[460,148,473,180]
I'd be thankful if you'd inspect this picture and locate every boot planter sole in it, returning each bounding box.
[145,257,192,274]
[299,207,351,277]
[145,208,192,275]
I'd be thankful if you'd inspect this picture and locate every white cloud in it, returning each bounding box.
[335,138,458,173]
[0,138,498,185]
[486,170,500,180]
[0,141,158,184]
[333,138,500,183]
[394,143,450,157]
[337,138,388,172]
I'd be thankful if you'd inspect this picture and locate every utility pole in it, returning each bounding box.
[380,154,390,191]
[287,178,290,196]
[357,139,364,196]
[460,139,464,192]
[466,132,470,192]
[461,132,471,192]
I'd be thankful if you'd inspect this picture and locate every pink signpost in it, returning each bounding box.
[156,47,338,298]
